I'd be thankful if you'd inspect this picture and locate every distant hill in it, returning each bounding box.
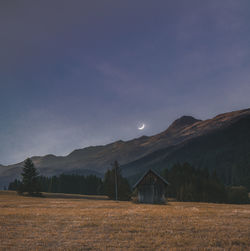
[0,108,250,189]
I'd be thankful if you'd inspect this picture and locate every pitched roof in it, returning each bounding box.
[133,168,169,189]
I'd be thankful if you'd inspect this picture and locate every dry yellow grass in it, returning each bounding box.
[0,191,249,251]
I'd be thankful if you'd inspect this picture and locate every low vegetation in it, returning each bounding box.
[0,191,249,250]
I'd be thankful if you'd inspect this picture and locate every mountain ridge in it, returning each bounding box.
[123,114,250,190]
[0,108,250,188]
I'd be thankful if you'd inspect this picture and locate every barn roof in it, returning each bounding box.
[133,169,169,189]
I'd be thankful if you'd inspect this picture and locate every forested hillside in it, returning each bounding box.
[123,116,250,190]
[1,109,250,189]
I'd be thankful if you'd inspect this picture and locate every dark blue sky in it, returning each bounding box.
[1,0,250,164]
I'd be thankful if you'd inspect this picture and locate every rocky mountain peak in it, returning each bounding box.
[167,116,201,131]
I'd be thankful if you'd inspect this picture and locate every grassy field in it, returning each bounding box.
[0,191,249,250]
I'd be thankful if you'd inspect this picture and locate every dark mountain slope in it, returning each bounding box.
[0,108,250,188]
[123,115,250,190]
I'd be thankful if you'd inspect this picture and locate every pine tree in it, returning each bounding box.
[163,162,228,203]
[103,160,131,201]
[18,158,41,196]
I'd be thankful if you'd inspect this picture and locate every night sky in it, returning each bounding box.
[1,0,250,165]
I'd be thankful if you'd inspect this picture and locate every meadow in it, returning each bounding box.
[0,191,249,250]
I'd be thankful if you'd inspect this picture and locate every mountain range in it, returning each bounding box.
[1,108,250,189]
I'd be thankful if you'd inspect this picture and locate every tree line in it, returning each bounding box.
[8,158,131,200]
[8,158,249,204]
[162,162,249,204]
[9,174,103,195]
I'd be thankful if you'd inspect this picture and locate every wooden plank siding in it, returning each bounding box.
[133,169,169,204]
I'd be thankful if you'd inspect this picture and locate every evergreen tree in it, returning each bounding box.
[163,162,227,203]
[18,158,41,195]
[10,173,103,195]
[103,160,131,201]
[8,179,21,191]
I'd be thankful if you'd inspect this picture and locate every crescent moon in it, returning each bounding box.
[138,124,145,130]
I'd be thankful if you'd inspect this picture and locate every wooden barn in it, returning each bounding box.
[133,169,169,204]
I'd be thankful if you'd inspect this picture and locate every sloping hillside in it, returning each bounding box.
[123,115,250,190]
[1,108,250,188]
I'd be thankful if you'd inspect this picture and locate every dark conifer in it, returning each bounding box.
[103,160,131,201]
[19,158,41,196]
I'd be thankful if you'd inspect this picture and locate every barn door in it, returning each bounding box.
[144,185,154,203]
